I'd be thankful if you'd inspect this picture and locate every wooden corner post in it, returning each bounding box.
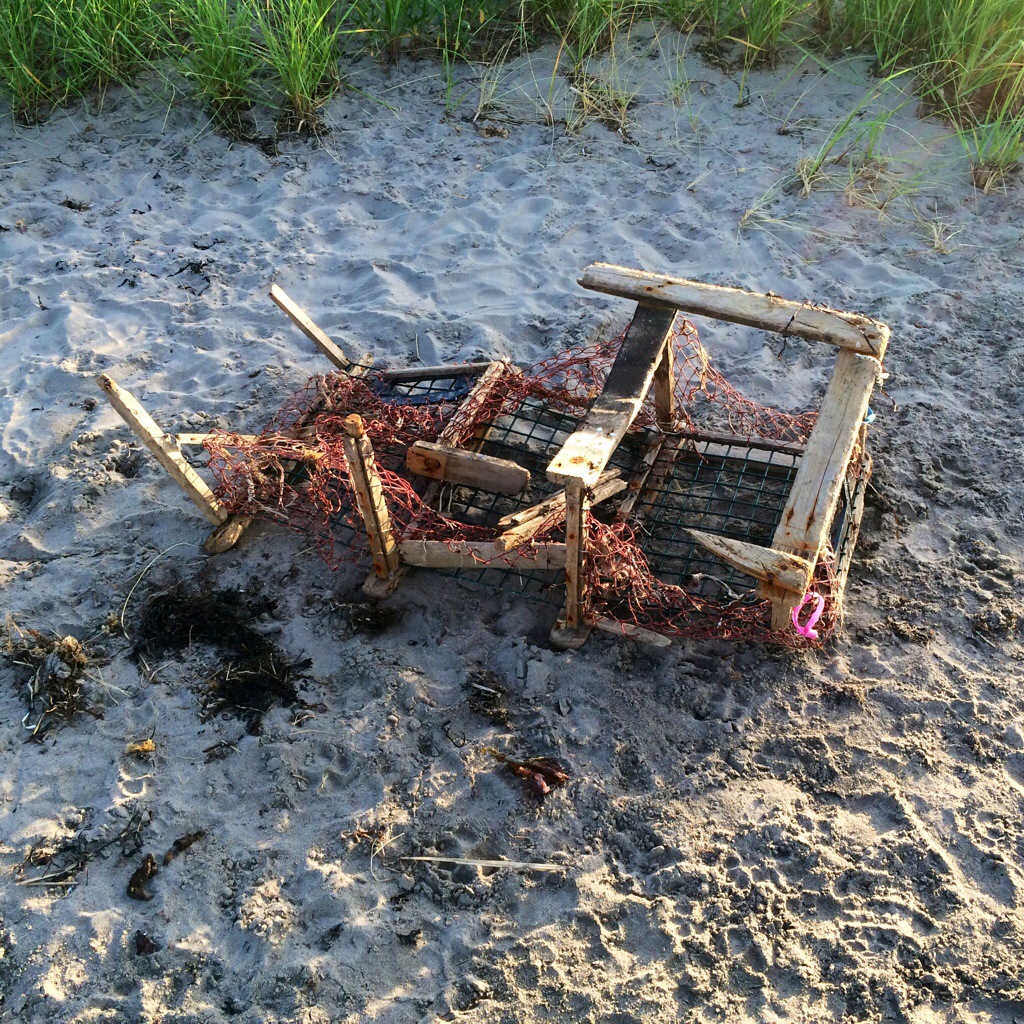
[762,348,883,630]
[341,414,401,583]
[550,480,592,649]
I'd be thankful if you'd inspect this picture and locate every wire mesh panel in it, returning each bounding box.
[438,396,651,601]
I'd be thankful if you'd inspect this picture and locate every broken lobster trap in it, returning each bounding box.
[98,264,890,649]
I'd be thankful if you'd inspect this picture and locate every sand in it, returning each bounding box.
[1,31,1023,1024]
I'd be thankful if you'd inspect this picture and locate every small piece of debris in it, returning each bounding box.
[125,737,155,756]
[134,930,161,955]
[127,853,158,901]
[485,748,570,799]
[163,831,205,866]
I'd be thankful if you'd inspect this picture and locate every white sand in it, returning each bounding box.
[2,33,1023,1024]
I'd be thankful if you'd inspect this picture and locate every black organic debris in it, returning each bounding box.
[15,808,149,891]
[344,600,396,636]
[5,618,98,740]
[133,581,308,735]
[127,853,159,901]
[485,748,570,799]
[465,670,510,725]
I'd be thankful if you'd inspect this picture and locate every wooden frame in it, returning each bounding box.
[544,262,889,646]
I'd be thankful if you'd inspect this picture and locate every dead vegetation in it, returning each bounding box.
[15,807,149,891]
[4,616,98,740]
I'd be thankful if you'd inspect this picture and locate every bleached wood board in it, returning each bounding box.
[766,349,879,628]
[547,305,677,488]
[407,441,529,495]
[97,374,227,527]
[399,539,566,571]
[686,529,814,595]
[579,263,890,359]
[270,283,353,371]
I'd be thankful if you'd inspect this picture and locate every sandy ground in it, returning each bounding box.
[1,30,1023,1024]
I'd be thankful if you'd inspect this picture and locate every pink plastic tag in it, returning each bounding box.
[791,592,825,639]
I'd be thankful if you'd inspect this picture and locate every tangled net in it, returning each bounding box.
[204,318,859,646]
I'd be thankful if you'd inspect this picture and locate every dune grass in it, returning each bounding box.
[169,0,262,131]
[0,0,1021,189]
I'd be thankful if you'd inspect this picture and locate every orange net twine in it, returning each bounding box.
[204,318,857,646]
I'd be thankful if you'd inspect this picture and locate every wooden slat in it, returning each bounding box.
[437,360,514,446]
[406,441,529,495]
[766,350,879,628]
[399,539,566,571]
[653,335,675,430]
[547,305,677,488]
[270,283,353,371]
[616,433,665,521]
[833,449,870,603]
[495,474,619,530]
[378,362,495,382]
[342,414,400,579]
[686,529,814,594]
[97,375,227,527]
[494,473,626,552]
[579,263,890,359]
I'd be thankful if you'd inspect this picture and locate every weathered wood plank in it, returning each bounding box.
[547,305,677,488]
[270,283,353,371]
[342,414,400,579]
[686,529,814,594]
[97,375,227,527]
[766,349,879,628]
[579,263,890,358]
[406,441,530,495]
[399,539,566,570]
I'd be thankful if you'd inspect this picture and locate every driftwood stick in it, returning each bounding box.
[591,616,672,648]
[342,415,400,579]
[270,283,353,372]
[579,263,891,358]
[378,362,495,382]
[97,375,227,527]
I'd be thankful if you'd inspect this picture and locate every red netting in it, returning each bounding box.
[203,318,852,646]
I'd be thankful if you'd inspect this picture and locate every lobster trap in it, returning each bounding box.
[98,264,889,649]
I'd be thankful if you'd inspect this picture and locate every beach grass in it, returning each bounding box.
[1,0,1021,187]
[168,0,262,130]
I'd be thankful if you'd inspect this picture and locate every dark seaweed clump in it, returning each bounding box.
[133,581,307,734]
